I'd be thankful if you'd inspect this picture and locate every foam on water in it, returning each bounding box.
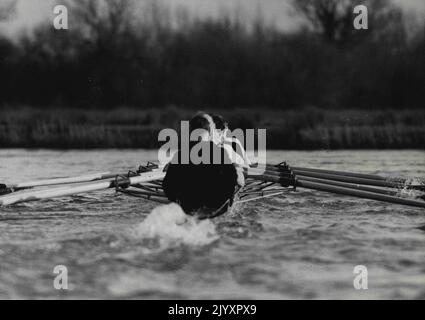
[107,269,182,298]
[133,203,219,247]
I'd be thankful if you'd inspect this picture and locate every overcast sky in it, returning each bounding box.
[1,0,425,36]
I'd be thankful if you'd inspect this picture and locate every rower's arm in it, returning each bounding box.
[226,137,251,166]
[235,165,245,187]
[234,139,251,166]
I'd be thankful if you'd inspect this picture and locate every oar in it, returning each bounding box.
[296,179,425,209]
[292,166,393,181]
[0,170,166,206]
[247,166,395,194]
[247,167,425,209]
[244,167,293,179]
[249,166,420,195]
[0,163,162,195]
[294,175,398,196]
[264,164,404,182]
[245,172,294,187]
[291,169,403,188]
[261,164,423,191]
[0,172,118,194]
[294,169,425,191]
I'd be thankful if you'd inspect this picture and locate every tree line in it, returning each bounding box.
[0,0,424,110]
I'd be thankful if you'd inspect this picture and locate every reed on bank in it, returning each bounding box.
[0,106,424,149]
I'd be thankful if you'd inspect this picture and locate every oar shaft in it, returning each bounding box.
[0,171,165,206]
[292,169,402,188]
[244,167,293,178]
[265,164,400,182]
[264,164,409,183]
[10,172,119,190]
[249,166,397,194]
[264,164,423,191]
[247,167,425,209]
[291,166,390,181]
[296,179,425,209]
[296,175,397,196]
[245,173,294,188]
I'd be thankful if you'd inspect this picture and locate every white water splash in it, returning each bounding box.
[395,177,424,198]
[133,203,219,247]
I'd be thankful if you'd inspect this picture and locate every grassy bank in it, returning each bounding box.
[0,107,424,149]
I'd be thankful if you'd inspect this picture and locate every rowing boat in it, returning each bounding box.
[0,162,424,216]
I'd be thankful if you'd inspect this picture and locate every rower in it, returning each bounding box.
[211,114,252,166]
[162,112,244,216]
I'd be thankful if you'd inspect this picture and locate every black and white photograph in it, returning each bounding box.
[0,0,424,303]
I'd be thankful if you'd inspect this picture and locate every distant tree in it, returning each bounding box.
[58,0,147,107]
[0,0,15,21]
[291,0,396,45]
[65,0,136,49]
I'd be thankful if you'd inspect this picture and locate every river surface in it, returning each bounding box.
[0,149,424,299]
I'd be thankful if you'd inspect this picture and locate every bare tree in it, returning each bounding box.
[291,0,394,45]
[65,0,135,48]
[0,0,15,21]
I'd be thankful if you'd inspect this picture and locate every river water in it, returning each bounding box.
[0,149,424,299]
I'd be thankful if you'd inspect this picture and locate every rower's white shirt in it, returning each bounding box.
[221,137,251,166]
[222,143,245,166]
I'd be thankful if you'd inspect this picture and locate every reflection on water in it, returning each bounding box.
[0,150,424,299]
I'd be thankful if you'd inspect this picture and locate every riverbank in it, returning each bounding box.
[0,107,424,149]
